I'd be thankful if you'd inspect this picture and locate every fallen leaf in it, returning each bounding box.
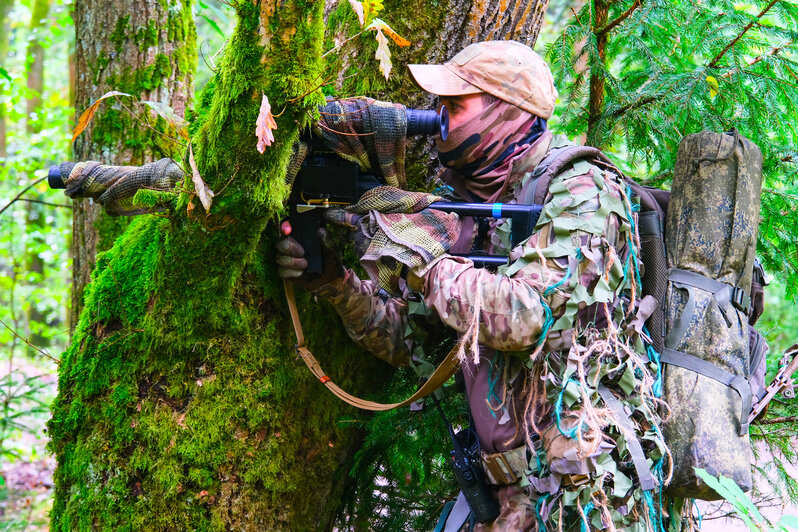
[374,29,392,80]
[72,90,133,143]
[189,144,215,213]
[139,100,189,140]
[347,0,365,26]
[255,93,278,153]
[367,18,410,46]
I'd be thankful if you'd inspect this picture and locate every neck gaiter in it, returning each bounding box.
[436,99,547,201]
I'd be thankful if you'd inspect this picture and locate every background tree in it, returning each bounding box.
[70,0,196,327]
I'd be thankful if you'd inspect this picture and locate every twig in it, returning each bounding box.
[0,318,60,365]
[721,40,793,79]
[756,415,798,425]
[15,198,73,209]
[321,29,366,59]
[595,0,643,36]
[0,176,47,217]
[708,0,782,68]
[114,95,186,149]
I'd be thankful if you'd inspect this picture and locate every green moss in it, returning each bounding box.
[110,15,131,53]
[135,21,159,51]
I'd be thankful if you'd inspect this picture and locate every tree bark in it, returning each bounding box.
[70,0,195,330]
[0,0,15,158]
[49,1,549,530]
[24,0,51,352]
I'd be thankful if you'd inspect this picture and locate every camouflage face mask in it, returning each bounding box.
[435,98,547,201]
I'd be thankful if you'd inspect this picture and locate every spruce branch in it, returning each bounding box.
[595,0,643,37]
[708,0,782,69]
[721,40,793,79]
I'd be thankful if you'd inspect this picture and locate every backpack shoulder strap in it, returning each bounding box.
[520,145,612,205]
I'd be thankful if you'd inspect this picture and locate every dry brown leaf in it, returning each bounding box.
[139,100,189,140]
[189,144,215,213]
[72,90,132,143]
[367,19,410,46]
[255,93,278,153]
[347,0,365,26]
[373,29,392,80]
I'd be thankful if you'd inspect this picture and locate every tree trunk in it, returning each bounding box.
[24,0,51,352]
[70,0,195,330]
[0,0,15,158]
[49,1,549,530]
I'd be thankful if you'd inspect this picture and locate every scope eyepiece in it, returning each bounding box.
[48,165,65,189]
[406,105,449,141]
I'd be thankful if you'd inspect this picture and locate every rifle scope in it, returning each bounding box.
[406,105,448,140]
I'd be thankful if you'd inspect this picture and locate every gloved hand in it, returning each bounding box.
[276,222,344,291]
[323,209,371,258]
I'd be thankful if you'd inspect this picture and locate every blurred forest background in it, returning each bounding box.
[0,0,797,529]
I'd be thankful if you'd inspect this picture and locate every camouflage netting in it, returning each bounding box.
[313,97,409,188]
[345,185,460,293]
[662,130,763,500]
[60,158,183,216]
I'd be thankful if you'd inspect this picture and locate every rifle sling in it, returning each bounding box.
[283,280,461,411]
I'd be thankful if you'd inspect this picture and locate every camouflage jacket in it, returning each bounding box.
[317,130,632,442]
[316,132,669,530]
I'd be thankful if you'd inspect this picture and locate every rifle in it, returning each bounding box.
[290,102,542,273]
[46,99,544,271]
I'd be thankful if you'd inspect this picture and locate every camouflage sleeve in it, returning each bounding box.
[419,164,622,352]
[315,269,412,367]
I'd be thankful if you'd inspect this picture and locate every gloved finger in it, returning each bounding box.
[278,266,305,279]
[318,227,336,249]
[276,253,308,271]
[275,236,305,258]
[322,208,361,230]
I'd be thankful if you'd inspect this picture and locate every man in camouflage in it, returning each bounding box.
[278,41,670,531]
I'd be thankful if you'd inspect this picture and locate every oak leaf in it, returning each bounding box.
[374,29,392,80]
[367,18,410,46]
[347,0,365,26]
[255,93,278,153]
[72,91,132,143]
[189,144,215,213]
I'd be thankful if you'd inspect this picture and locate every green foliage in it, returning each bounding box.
[544,0,798,298]
[695,468,798,531]
[336,369,466,531]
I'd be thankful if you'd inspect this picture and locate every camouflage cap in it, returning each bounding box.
[408,40,558,119]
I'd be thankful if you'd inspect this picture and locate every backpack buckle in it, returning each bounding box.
[731,286,751,314]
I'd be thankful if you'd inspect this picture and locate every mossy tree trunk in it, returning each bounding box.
[50,1,384,529]
[70,0,196,329]
[49,1,550,530]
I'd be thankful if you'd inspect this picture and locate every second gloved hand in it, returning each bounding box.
[276,224,344,291]
[322,209,372,258]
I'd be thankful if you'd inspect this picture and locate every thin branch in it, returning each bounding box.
[708,0,782,69]
[0,317,60,365]
[0,176,47,217]
[721,40,793,79]
[756,415,798,425]
[595,0,642,36]
[15,198,73,209]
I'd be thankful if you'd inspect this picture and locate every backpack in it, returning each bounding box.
[520,130,767,501]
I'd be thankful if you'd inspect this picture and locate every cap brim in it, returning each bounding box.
[407,63,483,96]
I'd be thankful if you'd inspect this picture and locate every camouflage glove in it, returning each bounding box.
[276,224,344,291]
[322,209,371,258]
